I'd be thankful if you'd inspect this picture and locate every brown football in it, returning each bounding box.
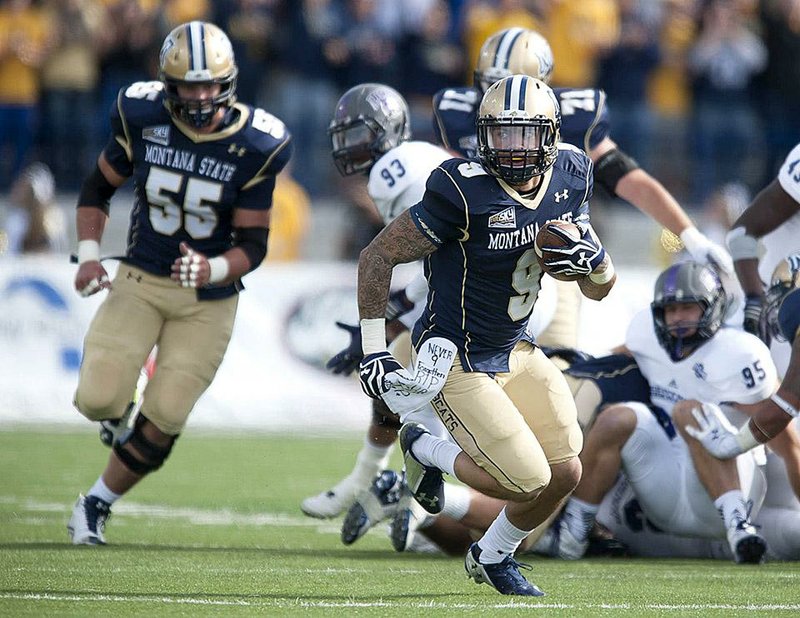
[535,220,584,282]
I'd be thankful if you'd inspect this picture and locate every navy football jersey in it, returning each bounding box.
[564,353,651,407]
[103,80,292,300]
[409,144,594,373]
[432,85,609,159]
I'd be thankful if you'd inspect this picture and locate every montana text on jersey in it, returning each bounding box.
[409,145,593,374]
[104,80,292,300]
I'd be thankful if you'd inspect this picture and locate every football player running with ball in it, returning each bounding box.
[356,75,615,596]
[67,21,292,545]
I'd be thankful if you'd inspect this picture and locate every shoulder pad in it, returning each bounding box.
[555,144,593,181]
[555,87,609,152]
[115,81,170,128]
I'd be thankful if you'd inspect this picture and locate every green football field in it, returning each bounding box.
[1,428,799,617]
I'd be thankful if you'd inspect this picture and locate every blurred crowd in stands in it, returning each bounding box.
[0,0,798,258]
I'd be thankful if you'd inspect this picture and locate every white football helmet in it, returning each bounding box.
[159,21,238,128]
[474,28,554,93]
[477,75,560,184]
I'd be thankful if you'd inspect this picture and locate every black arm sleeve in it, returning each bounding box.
[234,227,269,272]
[593,148,640,198]
[77,165,118,215]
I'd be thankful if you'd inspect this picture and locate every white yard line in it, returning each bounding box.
[1,593,799,611]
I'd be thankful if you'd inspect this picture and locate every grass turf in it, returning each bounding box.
[1,429,799,616]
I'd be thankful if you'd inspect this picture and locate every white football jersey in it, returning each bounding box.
[625,309,777,415]
[368,140,452,225]
[761,142,800,283]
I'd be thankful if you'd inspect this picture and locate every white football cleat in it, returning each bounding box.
[727,517,767,564]
[67,494,111,545]
[341,470,402,545]
[301,477,362,519]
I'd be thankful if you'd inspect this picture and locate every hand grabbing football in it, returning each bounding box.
[535,220,586,281]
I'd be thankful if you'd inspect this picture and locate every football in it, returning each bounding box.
[535,220,584,282]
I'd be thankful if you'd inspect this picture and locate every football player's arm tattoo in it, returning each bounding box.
[358,209,437,319]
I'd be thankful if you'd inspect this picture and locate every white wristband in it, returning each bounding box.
[771,393,799,418]
[588,260,615,285]
[679,226,705,254]
[735,422,761,452]
[725,226,759,261]
[77,240,101,264]
[207,256,230,284]
[360,318,386,355]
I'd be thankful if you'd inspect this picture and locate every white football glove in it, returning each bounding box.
[684,403,743,459]
[680,228,734,275]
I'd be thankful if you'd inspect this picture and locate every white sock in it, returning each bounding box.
[477,507,532,564]
[442,483,471,521]
[563,496,598,543]
[349,438,393,486]
[410,432,461,478]
[714,489,748,529]
[88,477,121,506]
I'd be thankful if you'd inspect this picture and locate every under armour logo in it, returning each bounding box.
[126,271,142,283]
[228,143,246,157]
[554,189,569,202]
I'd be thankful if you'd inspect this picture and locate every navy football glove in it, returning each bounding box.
[359,351,405,399]
[543,227,605,278]
[326,322,363,376]
[385,288,415,322]
[743,295,770,347]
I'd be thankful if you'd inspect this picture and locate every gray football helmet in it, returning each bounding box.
[477,75,560,184]
[762,253,800,342]
[651,262,729,361]
[474,27,554,93]
[329,83,411,176]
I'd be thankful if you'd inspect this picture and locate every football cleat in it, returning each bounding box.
[464,542,545,596]
[301,477,361,519]
[390,482,433,552]
[67,494,111,546]
[399,422,445,514]
[341,470,402,545]
[527,511,588,560]
[727,517,767,564]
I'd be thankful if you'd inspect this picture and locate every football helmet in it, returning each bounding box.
[762,253,800,342]
[651,262,729,361]
[159,21,238,128]
[477,75,560,184]
[474,28,554,93]
[329,83,411,176]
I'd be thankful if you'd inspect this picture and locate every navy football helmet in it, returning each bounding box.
[762,253,800,342]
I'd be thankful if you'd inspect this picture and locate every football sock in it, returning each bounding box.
[410,432,461,478]
[351,438,393,486]
[442,483,471,521]
[477,507,532,564]
[563,496,598,543]
[88,477,121,506]
[714,489,749,528]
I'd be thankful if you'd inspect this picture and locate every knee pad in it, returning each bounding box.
[113,413,178,475]
[372,401,402,430]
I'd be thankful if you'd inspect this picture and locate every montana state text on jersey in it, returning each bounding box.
[433,86,608,159]
[104,80,291,299]
[409,145,593,373]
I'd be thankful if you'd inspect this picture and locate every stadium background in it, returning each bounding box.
[0,0,798,432]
